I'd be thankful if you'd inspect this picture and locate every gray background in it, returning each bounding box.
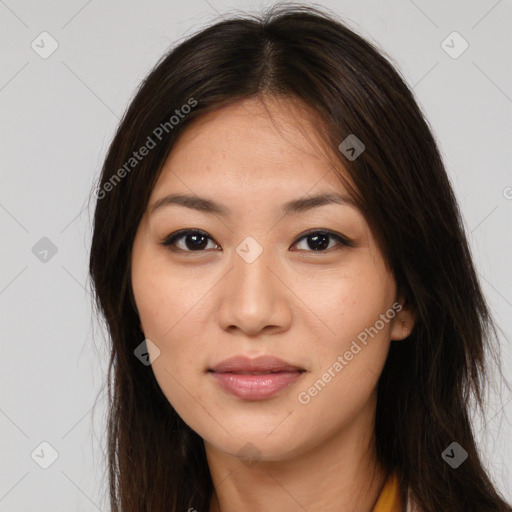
[1,0,511,509]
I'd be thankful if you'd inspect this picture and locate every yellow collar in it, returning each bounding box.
[371,472,402,512]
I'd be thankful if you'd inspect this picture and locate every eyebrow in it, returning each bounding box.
[149,192,360,217]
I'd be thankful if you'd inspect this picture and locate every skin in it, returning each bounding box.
[131,96,415,512]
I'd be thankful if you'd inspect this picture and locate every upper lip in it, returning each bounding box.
[209,355,305,374]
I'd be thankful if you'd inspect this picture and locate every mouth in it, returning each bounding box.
[208,354,305,374]
[208,355,306,400]
[210,370,303,375]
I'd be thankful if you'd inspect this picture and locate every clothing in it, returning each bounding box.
[371,472,403,512]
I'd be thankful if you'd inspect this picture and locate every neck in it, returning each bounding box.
[205,394,387,512]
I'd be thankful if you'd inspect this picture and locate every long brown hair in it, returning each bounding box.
[88,4,512,511]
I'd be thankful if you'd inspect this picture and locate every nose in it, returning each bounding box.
[215,245,293,338]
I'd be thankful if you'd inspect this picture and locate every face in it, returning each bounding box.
[131,96,412,462]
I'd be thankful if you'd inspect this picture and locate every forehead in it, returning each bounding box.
[150,96,355,201]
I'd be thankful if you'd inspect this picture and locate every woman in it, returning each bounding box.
[88,4,512,511]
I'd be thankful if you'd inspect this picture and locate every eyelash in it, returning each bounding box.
[160,229,354,254]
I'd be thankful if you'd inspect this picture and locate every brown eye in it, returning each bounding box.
[161,230,219,252]
[161,229,353,254]
[291,230,353,252]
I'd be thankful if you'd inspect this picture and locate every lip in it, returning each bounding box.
[209,355,304,374]
[208,355,306,400]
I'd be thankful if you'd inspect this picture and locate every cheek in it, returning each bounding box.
[134,276,206,372]
[132,254,204,339]
[131,254,213,411]
[132,281,203,428]
[296,265,394,410]
[314,263,395,346]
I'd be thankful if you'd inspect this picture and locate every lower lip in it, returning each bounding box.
[209,371,304,400]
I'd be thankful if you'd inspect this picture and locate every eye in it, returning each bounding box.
[161,229,219,253]
[160,229,353,254]
[291,229,353,252]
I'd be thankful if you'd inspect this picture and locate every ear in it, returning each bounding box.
[390,295,416,341]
